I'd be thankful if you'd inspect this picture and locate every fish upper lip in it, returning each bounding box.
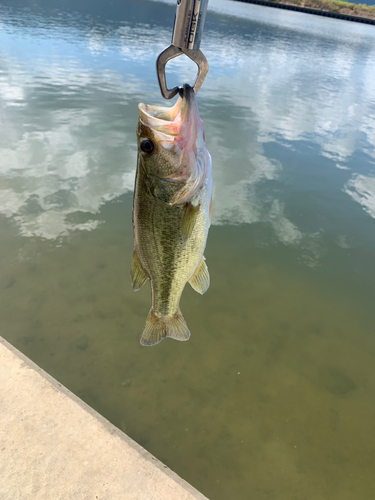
[139,84,195,124]
[138,83,200,141]
[179,84,194,121]
[179,83,193,103]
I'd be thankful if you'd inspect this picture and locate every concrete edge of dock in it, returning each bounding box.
[233,0,375,25]
[0,336,209,500]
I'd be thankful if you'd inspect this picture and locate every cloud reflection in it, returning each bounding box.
[0,0,374,263]
[0,57,138,239]
[345,175,375,219]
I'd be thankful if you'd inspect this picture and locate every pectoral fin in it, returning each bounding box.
[131,250,148,291]
[188,258,210,295]
[181,203,200,241]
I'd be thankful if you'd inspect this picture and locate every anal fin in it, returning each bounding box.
[131,250,148,291]
[188,258,210,295]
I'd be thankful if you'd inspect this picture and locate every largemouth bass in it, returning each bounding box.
[131,84,212,346]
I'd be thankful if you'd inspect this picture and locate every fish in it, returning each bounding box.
[131,83,212,346]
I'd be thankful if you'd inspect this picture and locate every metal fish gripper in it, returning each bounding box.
[156,0,209,99]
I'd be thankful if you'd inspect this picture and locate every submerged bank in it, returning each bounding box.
[234,0,375,23]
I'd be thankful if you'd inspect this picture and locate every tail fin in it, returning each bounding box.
[140,309,191,346]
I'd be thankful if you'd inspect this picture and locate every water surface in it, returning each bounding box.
[1,1,375,499]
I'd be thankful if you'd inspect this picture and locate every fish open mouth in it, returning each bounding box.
[137,84,210,205]
[138,84,199,140]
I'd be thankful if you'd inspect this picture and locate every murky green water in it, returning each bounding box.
[1,0,375,498]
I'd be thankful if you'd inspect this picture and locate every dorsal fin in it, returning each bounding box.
[131,251,148,291]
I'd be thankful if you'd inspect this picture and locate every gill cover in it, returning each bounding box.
[137,84,211,205]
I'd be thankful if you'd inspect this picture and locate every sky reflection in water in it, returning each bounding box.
[1,0,375,253]
[1,1,375,499]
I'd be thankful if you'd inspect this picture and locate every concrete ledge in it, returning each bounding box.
[233,0,375,25]
[0,337,208,500]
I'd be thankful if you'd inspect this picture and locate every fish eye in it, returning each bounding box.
[140,139,154,154]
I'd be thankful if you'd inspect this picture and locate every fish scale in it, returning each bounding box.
[131,84,212,346]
